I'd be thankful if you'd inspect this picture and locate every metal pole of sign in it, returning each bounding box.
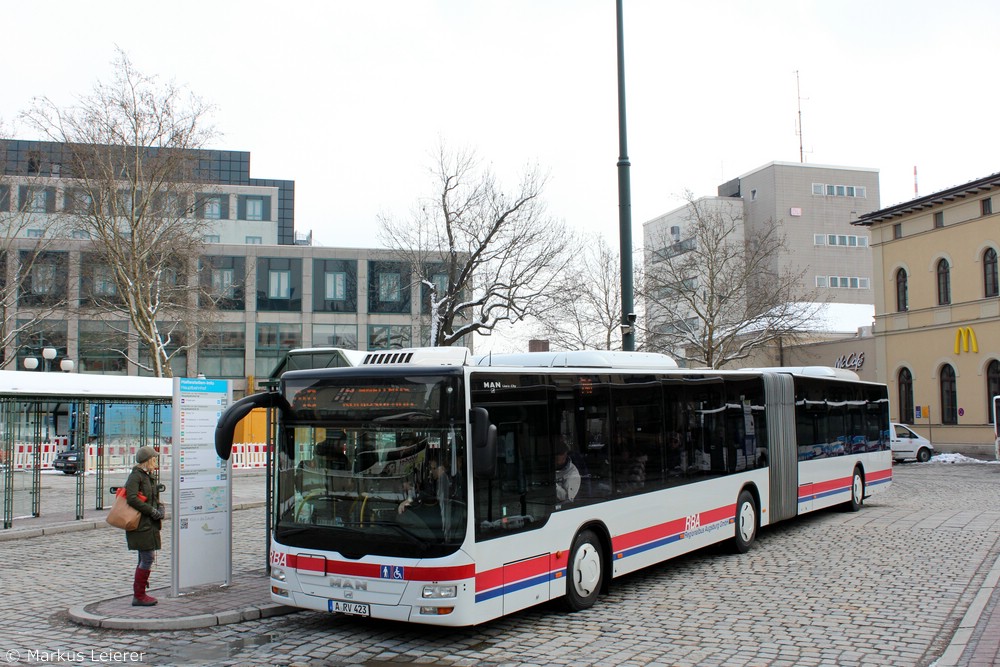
[31,401,43,517]
[926,405,933,446]
[2,401,14,529]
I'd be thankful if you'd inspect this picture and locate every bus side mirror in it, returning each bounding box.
[215,391,285,461]
[470,407,497,478]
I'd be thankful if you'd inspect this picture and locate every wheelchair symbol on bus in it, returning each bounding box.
[381,565,405,580]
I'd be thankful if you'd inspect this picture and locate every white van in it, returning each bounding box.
[890,423,934,463]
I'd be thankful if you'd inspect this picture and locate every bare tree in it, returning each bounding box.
[20,49,218,376]
[533,235,626,351]
[642,193,823,368]
[378,145,574,346]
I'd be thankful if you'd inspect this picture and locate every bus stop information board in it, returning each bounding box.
[171,377,232,594]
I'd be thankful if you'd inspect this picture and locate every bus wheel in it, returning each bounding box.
[846,467,865,512]
[565,529,603,611]
[732,490,757,554]
[916,447,932,463]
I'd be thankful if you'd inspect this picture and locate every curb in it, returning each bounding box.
[67,601,298,631]
[937,549,1000,666]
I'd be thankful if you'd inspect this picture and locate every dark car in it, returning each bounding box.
[53,448,81,475]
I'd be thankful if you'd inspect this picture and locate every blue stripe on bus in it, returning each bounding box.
[798,486,851,503]
[474,573,552,603]
[617,532,684,559]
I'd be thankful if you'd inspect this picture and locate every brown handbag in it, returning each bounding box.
[106,487,146,531]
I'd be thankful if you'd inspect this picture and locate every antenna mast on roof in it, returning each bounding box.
[914,165,919,197]
[795,70,805,163]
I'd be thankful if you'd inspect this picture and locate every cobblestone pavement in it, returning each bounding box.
[1,462,998,666]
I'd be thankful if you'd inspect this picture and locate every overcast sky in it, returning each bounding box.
[4,0,999,255]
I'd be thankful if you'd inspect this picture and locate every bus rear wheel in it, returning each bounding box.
[565,529,603,611]
[732,490,757,554]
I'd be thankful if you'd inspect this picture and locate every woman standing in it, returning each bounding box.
[126,446,163,607]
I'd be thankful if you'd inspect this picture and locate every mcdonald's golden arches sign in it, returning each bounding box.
[954,327,979,354]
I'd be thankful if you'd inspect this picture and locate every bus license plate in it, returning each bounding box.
[329,600,370,616]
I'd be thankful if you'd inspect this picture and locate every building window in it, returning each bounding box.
[78,320,128,374]
[245,236,262,245]
[379,272,401,301]
[985,248,999,298]
[31,264,56,295]
[826,185,835,196]
[856,186,866,198]
[898,368,914,424]
[246,198,264,221]
[30,190,47,212]
[982,198,993,216]
[197,324,245,378]
[200,256,245,310]
[26,229,44,238]
[988,360,1000,424]
[204,235,220,243]
[815,276,828,288]
[255,323,302,378]
[934,211,944,228]
[94,266,118,297]
[71,230,91,240]
[368,324,411,350]
[896,268,908,312]
[940,364,958,425]
[937,259,951,306]
[325,271,347,301]
[814,234,825,246]
[211,268,235,299]
[204,197,222,219]
[893,224,902,239]
[846,186,855,197]
[312,323,358,350]
[269,270,291,299]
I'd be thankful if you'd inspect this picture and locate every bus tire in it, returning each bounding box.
[916,447,932,463]
[845,467,865,512]
[732,490,757,554]
[565,529,603,612]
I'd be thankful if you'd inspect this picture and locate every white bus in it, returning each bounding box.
[215,348,892,626]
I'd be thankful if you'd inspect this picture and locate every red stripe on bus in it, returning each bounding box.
[803,476,851,496]
[612,517,687,551]
[867,467,892,482]
[475,554,554,593]
[286,554,474,581]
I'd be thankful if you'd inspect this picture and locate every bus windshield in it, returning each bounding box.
[274,373,466,558]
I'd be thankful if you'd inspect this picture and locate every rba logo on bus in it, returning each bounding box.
[685,514,700,532]
[954,327,979,354]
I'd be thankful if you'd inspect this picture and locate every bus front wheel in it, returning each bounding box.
[565,529,603,611]
[846,467,865,512]
[732,490,757,554]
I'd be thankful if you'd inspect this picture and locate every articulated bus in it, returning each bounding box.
[215,347,892,626]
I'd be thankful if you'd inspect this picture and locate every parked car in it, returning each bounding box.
[890,423,934,463]
[52,448,81,475]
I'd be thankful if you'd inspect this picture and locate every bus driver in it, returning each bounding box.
[555,440,580,502]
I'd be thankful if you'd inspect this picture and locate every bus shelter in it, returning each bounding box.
[0,371,172,529]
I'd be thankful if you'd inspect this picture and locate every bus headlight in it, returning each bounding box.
[422,584,457,599]
[271,568,286,582]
